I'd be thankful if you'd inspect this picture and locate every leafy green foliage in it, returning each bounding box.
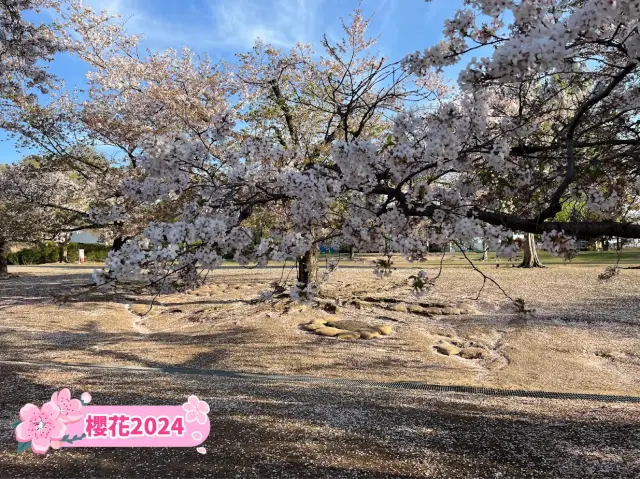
[7,242,111,265]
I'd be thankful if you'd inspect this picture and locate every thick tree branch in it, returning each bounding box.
[472,209,640,238]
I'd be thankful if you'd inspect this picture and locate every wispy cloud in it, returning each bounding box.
[82,0,209,50]
[206,0,323,49]
[80,0,323,52]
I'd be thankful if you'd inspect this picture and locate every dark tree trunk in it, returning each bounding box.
[58,243,69,263]
[602,238,610,251]
[111,236,131,252]
[0,237,8,277]
[297,246,319,287]
[519,233,544,268]
[349,246,355,260]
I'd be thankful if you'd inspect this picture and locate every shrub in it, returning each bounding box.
[65,243,111,263]
[7,243,58,265]
[7,242,111,265]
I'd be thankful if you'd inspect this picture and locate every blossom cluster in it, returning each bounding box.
[45,0,637,295]
[541,230,579,260]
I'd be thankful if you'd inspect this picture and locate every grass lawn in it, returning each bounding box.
[318,248,640,267]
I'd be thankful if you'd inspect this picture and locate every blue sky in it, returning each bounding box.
[1,0,465,164]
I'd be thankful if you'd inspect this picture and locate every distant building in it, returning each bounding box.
[71,231,104,244]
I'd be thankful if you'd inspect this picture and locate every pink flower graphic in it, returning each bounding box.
[15,402,66,454]
[51,388,83,423]
[182,395,209,424]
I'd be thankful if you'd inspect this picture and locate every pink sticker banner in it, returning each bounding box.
[12,389,211,455]
[66,405,210,448]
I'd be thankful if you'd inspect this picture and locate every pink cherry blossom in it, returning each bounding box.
[15,402,67,454]
[3,0,638,297]
[51,388,83,423]
[182,395,210,425]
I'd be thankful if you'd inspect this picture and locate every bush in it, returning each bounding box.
[7,243,58,265]
[7,242,111,265]
[65,243,111,263]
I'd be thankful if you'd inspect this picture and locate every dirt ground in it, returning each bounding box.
[1,263,639,395]
[0,262,639,477]
[0,364,638,478]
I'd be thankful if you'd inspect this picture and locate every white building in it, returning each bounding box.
[70,231,104,244]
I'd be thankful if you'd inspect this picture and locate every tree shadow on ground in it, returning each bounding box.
[0,270,266,309]
[0,272,92,309]
[0,364,638,478]
[0,321,260,370]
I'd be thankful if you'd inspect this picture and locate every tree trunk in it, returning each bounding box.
[602,238,610,251]
[297,246,319,287]
[111,236,130,252]
[0,237,8,277]
[58,243,69,263]
[519,233,544,268]
[481,240,488,261]
[349,246,355,260]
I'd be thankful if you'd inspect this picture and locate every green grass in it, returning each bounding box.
[319,248,640,267]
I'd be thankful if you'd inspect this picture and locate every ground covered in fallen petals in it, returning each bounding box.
[0,364,638,478]
[0,258,639,477]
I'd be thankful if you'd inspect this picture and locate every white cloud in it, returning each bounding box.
[206,0,323,49]
[81,0,207,50]
[82,0,126,17]
[79,0,327,53]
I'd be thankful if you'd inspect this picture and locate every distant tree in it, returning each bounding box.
[519,234,543,268]
[0,156,99,276]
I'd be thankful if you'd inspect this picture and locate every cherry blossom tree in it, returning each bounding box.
[88,9,449,294]
[399,0,640,242]
[0,155,104,276]
[6,1,635,298]
[3,1,230,253]
[227,9,447,287]
[0,0,66,101]
[0,0,74,276]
